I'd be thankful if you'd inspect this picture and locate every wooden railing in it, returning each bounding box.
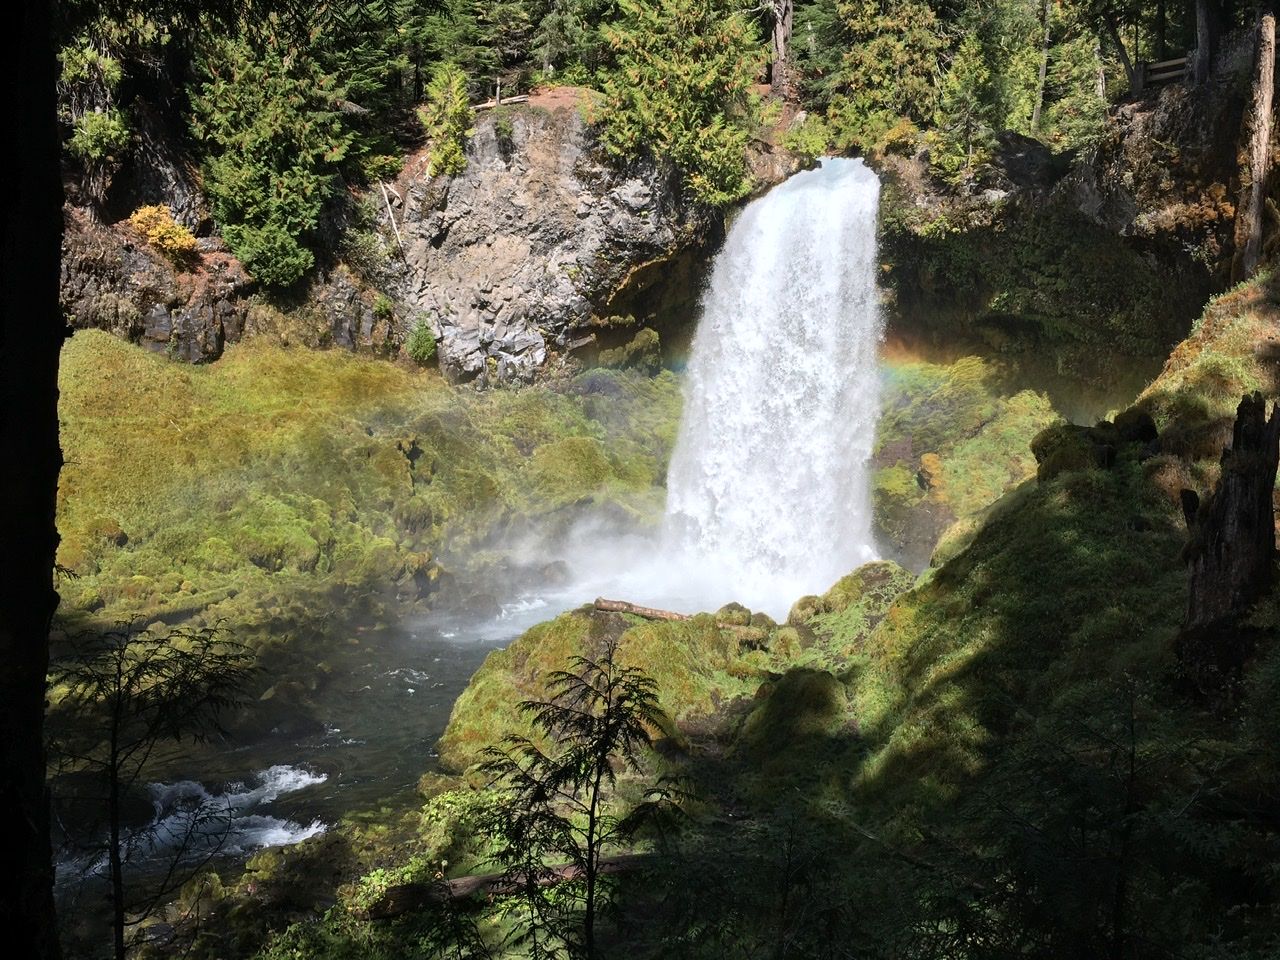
[1135,54,1189,93]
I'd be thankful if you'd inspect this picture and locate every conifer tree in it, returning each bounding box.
[598,0,763,207]
[930,34,995,184]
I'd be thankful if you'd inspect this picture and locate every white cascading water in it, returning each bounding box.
[662,157,883,614]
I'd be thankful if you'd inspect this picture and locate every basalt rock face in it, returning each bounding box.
[874,79,1250,397]
[60,209,251,362]
[1059,81,1248,277]
[383,99,718,383]
[61,211,394,362]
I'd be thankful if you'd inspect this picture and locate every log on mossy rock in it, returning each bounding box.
[360,853,654,920]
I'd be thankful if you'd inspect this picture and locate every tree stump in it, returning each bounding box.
[1179,392,1280,693]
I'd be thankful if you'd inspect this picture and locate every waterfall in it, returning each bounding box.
[663,158,883,614]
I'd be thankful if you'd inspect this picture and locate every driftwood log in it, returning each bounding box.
[361,853,653,920]
[593,598,766,640]
[594,598,690,621]
[1179,392,1280,692]
[471,95,529,112]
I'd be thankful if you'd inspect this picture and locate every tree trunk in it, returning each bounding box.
[1032,0,1052,133]
[0,2,65,959]
[1102,13,1139,91]
[770,0,794,98]
[594,598,691,621]
[1233,2,1276,282]
[1194,0,1222,84]
[1156,0,1168,60]
[1180,392,1280,691]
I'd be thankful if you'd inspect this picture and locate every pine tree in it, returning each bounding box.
[598,0,763,207]
[930,34,995,184]
[191,38,353,287]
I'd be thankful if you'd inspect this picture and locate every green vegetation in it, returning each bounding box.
[270,275,1280,960]
[405,318,438,365]
[419,63,474,177]
[597,0,762,207]
[48,622,254,960]
[191,38,352,288]
[873,353,1059,567]
[56,330,682,659]
[479,641,673,958]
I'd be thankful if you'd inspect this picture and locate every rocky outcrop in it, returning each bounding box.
[383,93,718,383]
[60,209,251,362]
[61,87,800,377]
[1058,82,1246,276]
[60,211,396,362]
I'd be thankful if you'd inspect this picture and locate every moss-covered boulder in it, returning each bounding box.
[874,353,1058,567]
[733,668,854,775]
[786,560,916,660]
[436,608,760,771]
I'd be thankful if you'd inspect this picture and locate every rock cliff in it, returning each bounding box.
[381,91,719,382]
[59,88,764,380]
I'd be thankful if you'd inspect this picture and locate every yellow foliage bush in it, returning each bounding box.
[128,204,199,265]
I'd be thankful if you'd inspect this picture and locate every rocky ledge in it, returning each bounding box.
[382,89,724,383]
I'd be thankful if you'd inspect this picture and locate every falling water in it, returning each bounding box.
[663,158,884,613]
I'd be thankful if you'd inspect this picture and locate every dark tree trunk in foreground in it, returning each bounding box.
[1234,2,1277,282]
[0,0,66,957]
[1181,393,1280,691]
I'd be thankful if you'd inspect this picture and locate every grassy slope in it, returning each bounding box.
[326,277,1280,959]
[57,330,681,638]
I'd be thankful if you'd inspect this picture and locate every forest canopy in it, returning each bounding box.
[54,0,1234,284]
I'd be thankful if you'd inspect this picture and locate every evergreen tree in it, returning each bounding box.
[419,62,475,176]
[822,0,946,148]
[598,0,763,207]
[191,38,353,287]
[930,33,996,182]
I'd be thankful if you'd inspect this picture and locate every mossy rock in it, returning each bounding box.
[798,561,917,656]
[733,667,853,771]
[598,327,662,374]
[436,608,759,771]
[1031,422,1110,481]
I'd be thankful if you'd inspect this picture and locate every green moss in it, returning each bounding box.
[57,330,682,645]
[437,607,762,771]
[874,353,1057,566]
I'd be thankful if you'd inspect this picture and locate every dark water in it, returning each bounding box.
[51,607,538,922]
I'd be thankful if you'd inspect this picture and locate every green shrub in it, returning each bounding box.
[68,108,130,162]
[405,318,437,365]
[780,114,832,163]
[418,63,473,177]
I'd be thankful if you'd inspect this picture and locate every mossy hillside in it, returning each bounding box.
[437,560,916,772]
[874,352,1058,567]
[57,332,682,633]
[627,274,1280,953]
[425,274,1280,955]
[879,186,1207,388]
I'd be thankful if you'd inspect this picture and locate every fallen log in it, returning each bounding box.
[471,95,529,112]
[593,598,766,639]
[362,853,654,920]
[594,598,690,621]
